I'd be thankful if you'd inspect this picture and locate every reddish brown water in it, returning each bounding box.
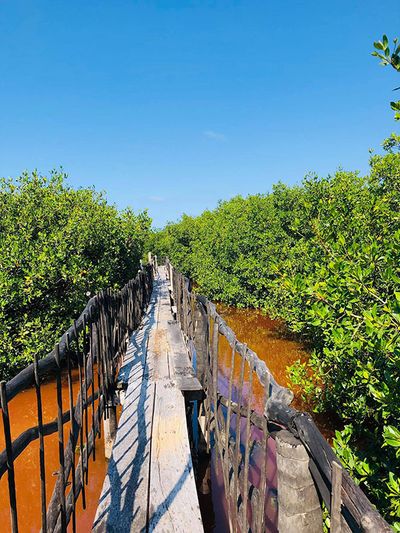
[0,370,108,533]
[217,304,307,405]
[216,305,337,439]
[204,305,337,532]
[0,306,335,533]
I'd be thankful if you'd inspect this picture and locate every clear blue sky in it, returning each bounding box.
[0,1,399,227]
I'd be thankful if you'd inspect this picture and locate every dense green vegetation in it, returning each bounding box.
[0,170,151,380]
[149,136,400,527]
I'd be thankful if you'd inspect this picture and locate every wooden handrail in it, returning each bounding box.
[166,259,392,533]
[0,261,155,533]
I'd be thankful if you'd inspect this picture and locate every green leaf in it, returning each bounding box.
[383,426,400,448]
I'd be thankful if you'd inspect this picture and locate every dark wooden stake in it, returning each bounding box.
[241,357,253,533]
[232,343,246,533]
[34,353,47,533]
[89,308,96,462]
[54,344,67,532]
[66,334,77,533]
[0,381,18,533]
[83,314,89,485]
[74,321,86,510]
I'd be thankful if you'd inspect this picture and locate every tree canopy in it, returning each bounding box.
[0,170,151,379]
[149,137,400,526]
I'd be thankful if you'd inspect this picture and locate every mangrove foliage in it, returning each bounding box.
[149,136,400,527]
[0,170,151,380]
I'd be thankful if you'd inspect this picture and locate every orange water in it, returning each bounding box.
[0,370,108,533]
[216,304,308,409]
[216,305,338,440]
[0,306,333,533]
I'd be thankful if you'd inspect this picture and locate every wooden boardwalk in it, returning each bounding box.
[92,267,203,532]
[0,258,392,533]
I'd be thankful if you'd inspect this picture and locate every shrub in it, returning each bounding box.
[0,170,151,379]
[150,137,400,525]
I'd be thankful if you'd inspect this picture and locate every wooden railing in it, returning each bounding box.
[0,263,155,533]
[166,260,391,533]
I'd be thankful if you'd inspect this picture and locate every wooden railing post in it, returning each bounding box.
[193,300,208,385]
[276,430,323,533]
[0,382,18,533]
[169,261,174,295]
[103,399,117,460]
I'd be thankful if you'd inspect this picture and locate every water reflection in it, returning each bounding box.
[207,305,310,532]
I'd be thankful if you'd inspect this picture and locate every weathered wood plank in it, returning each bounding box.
[92,280,158,532]
[93,381,155,532]
[148,382,203,532]
[92,356,155,531]
[167,318,203,396]
[93,268,203,532]
[146,277,172,381]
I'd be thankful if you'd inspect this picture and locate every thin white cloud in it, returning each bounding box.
[148,195,165,202]
[203,130,227,142]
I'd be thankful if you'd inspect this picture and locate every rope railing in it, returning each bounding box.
[166,259,391,533]
[0,262,155,533]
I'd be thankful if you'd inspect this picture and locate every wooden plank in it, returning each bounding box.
[148,382,203,532]
[93,268,203,532]
[167,319,203,395]
[146,275,172,381]
[93,282,158,532]
[92,378,155,532]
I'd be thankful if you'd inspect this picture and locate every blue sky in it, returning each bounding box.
[0,1,399,227]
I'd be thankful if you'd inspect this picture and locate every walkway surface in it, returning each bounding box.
[92,267,203,533]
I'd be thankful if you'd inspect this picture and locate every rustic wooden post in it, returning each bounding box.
[0,381,18,533]
[331,461,343,532]
[103,399,117,460]
[276,430,323,533]
[169,262,174,295]
[193,299,208,385]
[148,252,157,275]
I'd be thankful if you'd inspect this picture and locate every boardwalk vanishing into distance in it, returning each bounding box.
[93,267,203,532]
[0,257,392,532]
